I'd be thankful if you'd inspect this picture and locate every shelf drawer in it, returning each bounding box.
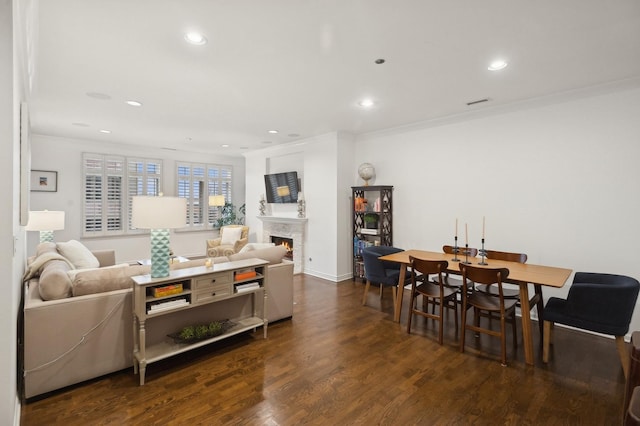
[193,283,232,304]
[193,272,233,290]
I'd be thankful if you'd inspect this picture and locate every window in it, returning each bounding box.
[83,153,162,237]
[177,162,232,228]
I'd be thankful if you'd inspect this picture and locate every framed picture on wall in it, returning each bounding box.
[31,170,58,192]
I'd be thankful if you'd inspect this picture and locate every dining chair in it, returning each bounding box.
[459,263,517,366]
[474,249,545,338]
[361,246,406,317]
[441,245,478,291]
[407,257,458,344]
[543,272,640,378]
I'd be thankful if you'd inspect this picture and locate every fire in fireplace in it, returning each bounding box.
[271,236,293,261]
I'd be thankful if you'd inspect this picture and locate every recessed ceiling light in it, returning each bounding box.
[488,60,508,71]
[221,144,229,148]
[358,99,375,108]
[268,130,279,134]
[374,58,385,64]
[86,92,111,100]
[184,32,207,45]
[126,100,143,107]
[99,129,111,134]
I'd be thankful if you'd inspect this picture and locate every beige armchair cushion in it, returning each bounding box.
[206,225,249,257]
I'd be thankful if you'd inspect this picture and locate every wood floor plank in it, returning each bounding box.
[21,274,626,425]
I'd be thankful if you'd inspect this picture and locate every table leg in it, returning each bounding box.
[394,265,407,322]
[518,282,534,365]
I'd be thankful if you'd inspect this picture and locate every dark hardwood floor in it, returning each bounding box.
[21,274,627,425]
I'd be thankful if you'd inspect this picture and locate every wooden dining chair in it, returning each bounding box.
[439,245,478,294]
[459,263,517,366]
[475,250,544,339]
[407,257,458,344]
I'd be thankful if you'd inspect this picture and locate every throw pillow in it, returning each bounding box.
[57,240,100,269]
[220,227,243,245]
[238,243,275,254]
[38,260,73,300]
[72,264,150,297]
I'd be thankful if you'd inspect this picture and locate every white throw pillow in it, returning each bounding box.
[220,227,243,245]
[57,240,100,269]
[238,243,275,254]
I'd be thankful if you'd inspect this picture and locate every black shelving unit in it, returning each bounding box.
[351,185,393,281]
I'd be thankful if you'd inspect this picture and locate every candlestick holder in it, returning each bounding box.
[478,238,488,265]
[258,198,266,216]
[452,236,460,262]
[463,243,472,264]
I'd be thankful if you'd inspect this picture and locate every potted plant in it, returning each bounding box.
[363,212,379,229]
[216,202,246,228]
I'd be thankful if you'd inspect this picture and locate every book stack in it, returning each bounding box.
[359,228,378,235]
[235,282,260,293]
[152,283,183,298]
[234,270,257,281]
[147,297,188,314]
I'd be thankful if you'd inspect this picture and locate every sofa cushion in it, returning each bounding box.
[38,260,73,300]
[228,245,286,265]
[57,240,100,269]
[238,242,275,253]
[72,264,150,296]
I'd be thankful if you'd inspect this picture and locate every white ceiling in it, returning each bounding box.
[27,0,640,157]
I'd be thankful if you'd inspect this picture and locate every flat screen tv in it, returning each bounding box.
[264,171,300,203]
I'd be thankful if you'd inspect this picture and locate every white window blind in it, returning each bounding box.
[83,153,162,237]
[177,162,233,228]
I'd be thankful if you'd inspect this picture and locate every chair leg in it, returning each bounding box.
[535,285,544,340]
[362,280,371,305]
[438,298,444,345]
[616,336,630,379]
[460,302,467,354]
[511,311,517,349]
[542,320,552,363]
[500,313,507,366]
[391,285,398,319]
[406,289,415,334]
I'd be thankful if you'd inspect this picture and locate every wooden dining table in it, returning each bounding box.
[378,249,573,366]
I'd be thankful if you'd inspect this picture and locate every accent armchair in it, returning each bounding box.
[361,245,405,317]
[543,272,640,378]
[206,225,249,257]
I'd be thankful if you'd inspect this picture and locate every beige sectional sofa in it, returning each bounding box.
[23,243,293,399]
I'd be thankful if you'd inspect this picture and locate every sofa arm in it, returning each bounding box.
[92,250,116,267]
[233,238,249,253]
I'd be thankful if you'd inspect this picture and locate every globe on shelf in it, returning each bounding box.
[358,163,375,186]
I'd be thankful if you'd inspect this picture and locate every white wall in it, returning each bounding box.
[354,86,640,331]
[245,132,356,281]
[29,135,246,263]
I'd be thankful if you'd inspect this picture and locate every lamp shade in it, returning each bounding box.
[26,211,65,231]
[208,195,225,207]
[131,196,187,229]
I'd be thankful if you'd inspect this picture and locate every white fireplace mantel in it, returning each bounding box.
[258,216,307,274]
[257,216,308,224]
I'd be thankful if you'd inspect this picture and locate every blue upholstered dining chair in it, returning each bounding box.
[361,246,405,317]
[543,272,640,378]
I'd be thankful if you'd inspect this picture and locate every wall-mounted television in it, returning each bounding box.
[264,171,300,203]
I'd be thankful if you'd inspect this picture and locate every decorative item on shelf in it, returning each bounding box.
[363,212,379,229]
[358,163,375,186]
[132,195,187,278]
[258,194,266,216]
[26,210,65,243]
[354,197,367,212]
[297,191,305,218]
[167,319,234,344]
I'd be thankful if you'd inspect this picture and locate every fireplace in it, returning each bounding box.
[271,236,293,261]
[258,216,307,274]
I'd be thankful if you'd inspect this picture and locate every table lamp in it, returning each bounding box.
[132,196,187,278]
[26,210,65,243]
[209,195,225,208]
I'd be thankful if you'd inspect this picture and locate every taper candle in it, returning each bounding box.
[455,218,458,237]
[465,223,468,245]
[482,216,485,238]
